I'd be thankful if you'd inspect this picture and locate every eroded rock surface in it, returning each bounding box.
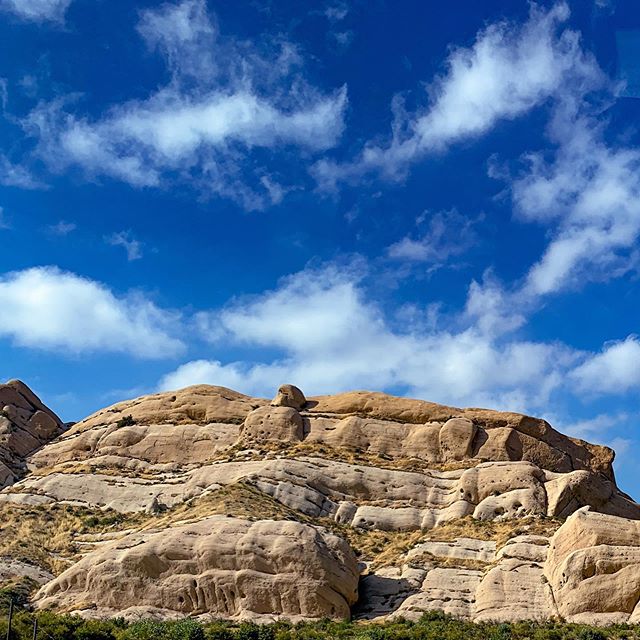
[545,508,640,624]
[1,382,639,625]
[0,379,65,488]
[36,516,359,622]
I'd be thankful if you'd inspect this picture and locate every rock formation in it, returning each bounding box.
[1,381,639,625]
[37,516,359,622]
[0,379,65,488]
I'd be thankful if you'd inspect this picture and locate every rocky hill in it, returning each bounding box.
[1,381,640,625]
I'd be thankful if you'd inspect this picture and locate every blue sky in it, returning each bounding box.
[1,0,640,495]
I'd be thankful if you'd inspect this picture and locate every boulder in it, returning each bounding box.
[544,508,640,624]
[239,406,304,445]
[36,516,359,621]
[271,384,306,410]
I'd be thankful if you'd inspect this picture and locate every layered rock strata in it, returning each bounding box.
[0,381,638,625]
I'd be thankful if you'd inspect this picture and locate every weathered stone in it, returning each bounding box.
[0,380,65,488]
[0,382,638,624]
[36,516,359,621]
[271,384,306,410]
[240,406,303,445]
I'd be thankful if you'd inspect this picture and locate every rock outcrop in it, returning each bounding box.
[0,379,65,488]
[37,516,359,622]
[0,381,639,625]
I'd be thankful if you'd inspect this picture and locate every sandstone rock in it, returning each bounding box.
[240,406,304,445]
[0,557,53,586]
[271,384,306,410]
[474,557,556,622]
[439,418,476,461]
[392,568,483,620]
[1,382,639,625]
[66,385,264,435]
[544,508,640,624]
[495,535,549,563]
[8,455,639,529]
[307,391,615,477]
[28,385,619,483]
[406,538,496,565]
[30,422,242,472]
[0,380,65,488]
[36,516,359,621]
[356,566,426,619]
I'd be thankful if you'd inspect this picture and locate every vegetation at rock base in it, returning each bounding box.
[0,609,639,640]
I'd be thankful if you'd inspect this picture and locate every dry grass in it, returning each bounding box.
[326,515,561,571]
[344,529,426,569]
[419,515,561,548]
[0,503,147,574]
[0,482,310,576]
[137,482,311,532]
[27,461,172,480]
[214,440,475,474]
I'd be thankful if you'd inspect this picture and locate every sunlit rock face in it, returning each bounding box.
[1,381,639,624]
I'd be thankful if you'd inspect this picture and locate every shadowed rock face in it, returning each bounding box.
[1,382,639,624]
[0,379,65,488]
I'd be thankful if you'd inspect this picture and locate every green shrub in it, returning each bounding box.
[75,618,118,640]
[116,415,135,428]
[576,630,607,640]
[0,609,637,640]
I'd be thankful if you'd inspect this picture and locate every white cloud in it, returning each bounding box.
[324,2,349,22]
[313,2,602,189]
[137,0,216,81]
[571,336,640,394]
[47,220,76,235]
[0,266,183,357]
[106,231,143,261]
[0,207,9,230]
[25,0,348,209]
[387,209,480,264]
[159,263,575,411]
[464,274,527,336]
[0,154,44,189]
[0,0,71,21]
[561,412,627,442]
[511,106,640,296]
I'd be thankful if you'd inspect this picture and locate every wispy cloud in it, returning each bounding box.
[106,230,143,261]
[313,2,603,189]
[324,2,349,22]
[47,220,76,236]
[0,266,183,357]
[570,336,640,394]
[24,0,348,210]
[0,207,10,230]
[387,209,481,265]
[512,105,640,296]
[0,0,72,22]
[0,153,44,189]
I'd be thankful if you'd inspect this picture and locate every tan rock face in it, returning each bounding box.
[271,384,306,410]
[239,406,304,445]
[308,392,614,478]
[0,379,65,488]
[67,385,264,434]
[36,516,359,621]
[544,508,640,624]
[29,384,615,480]
[3,382,640,624]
